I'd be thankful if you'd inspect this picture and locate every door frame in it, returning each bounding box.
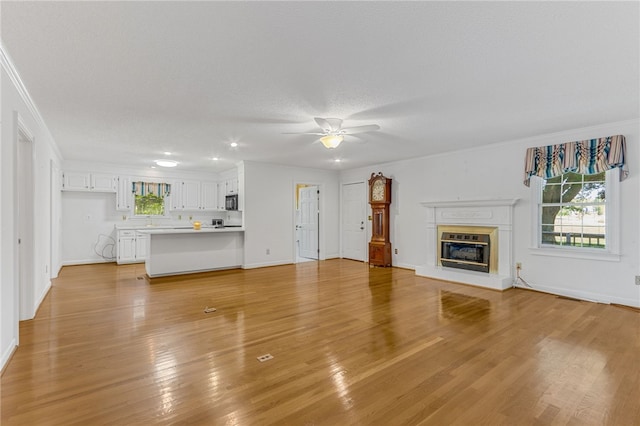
[293,182,323,263]
[15,113,36,325]
[340,180,369,261]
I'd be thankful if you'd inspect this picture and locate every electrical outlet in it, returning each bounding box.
[394,248,398,254]
[635,275,640,285]
[266,248,270,255]
[516,262,522,269]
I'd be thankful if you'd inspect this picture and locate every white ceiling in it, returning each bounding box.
[2,1,638,173]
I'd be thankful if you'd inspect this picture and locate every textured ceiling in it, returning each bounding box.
[2,1,638,173]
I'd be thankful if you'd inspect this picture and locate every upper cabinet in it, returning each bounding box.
[224,177,239,195]
[201,182,218,211]
[169,180,218,211]
[115,176,132,211]
[62,172,115,192]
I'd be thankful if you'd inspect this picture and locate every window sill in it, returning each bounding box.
[529,246,620,262]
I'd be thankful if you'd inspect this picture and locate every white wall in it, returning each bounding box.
[61,160,229,265]
[1,47,63,371]
[242,161,340,268]
[341,119,640,307]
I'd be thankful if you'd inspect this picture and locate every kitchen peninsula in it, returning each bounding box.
[140,227,244,277]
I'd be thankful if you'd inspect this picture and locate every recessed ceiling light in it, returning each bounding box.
[212,157,219,161]
[230,142,238,148]
[155,160,178,168]
[334,159,342,163]
[163,151,171,155]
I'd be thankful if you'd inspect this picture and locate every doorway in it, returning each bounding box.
[295,184,319,263]
[16,117,35,321]
[341,182,367,262]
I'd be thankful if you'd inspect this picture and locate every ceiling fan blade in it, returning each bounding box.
[314,117,343,132]
[341,124,381,134]
[282,132,327,135]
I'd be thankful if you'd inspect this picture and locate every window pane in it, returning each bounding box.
[135,194,165,216]
[540,172,606,250]
[542,183,562,203]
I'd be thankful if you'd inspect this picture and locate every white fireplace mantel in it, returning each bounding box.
[416,199,519,290]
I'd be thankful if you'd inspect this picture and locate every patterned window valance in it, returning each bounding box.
[132,182,171,197]
[523,135,628,186]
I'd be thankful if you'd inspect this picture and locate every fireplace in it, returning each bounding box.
[417,199,518,290]
[437,225,498,274]
[441,232,490,273]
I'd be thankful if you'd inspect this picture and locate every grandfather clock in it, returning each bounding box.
[368,172,392,267]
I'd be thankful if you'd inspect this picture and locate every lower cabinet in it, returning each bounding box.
[117,230,147,264]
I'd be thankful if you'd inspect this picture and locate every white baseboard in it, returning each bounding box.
[517,282,640,308]
[62,258,115,266]
[1,338,17,373]
[35,280,52,314]
[242,260,292,269]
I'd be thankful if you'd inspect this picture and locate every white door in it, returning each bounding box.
[298,186,319,260]
[17,125,35,320]
[342,182,367,261]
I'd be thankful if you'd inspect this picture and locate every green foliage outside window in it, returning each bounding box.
[134,194,165,216]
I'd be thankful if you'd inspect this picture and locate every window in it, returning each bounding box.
[134,193,166,216]
[132,182,170,216]
[541,171,606,249]
[531,168,619,260]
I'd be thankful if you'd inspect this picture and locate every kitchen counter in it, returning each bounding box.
[143,228,244,278]
[138,227,244,235]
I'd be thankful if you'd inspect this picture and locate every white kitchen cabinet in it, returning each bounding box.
[63,172,115,192]
[201,181,218,211]
[115,176,132,211]
[91,174,116,192]
[182,181,201,210]
[135,232,148,261]
[117,230,147,264]
[117,230,137,263]
[217,182,226,210]
[169,181,183,211]
[225,177,239,195]
[170,180,219,211]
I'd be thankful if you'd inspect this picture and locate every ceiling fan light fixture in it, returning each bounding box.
[320,135,343,149]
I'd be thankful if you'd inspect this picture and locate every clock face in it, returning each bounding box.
[372,180,385,201]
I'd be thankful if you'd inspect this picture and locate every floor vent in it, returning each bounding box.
[257,354,274,362]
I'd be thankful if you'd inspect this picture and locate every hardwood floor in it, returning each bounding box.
[2,260,639,425]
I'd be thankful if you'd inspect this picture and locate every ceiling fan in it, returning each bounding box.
[285,117,380,149]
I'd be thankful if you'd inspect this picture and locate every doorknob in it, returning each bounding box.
[360,226,364,230]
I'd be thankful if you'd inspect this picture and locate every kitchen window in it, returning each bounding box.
[133,182,170,216]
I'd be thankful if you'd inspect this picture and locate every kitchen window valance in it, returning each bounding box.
[523,134,627,186]
[132,182,171,197]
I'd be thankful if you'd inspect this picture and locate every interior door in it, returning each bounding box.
[17,125,35,320]
[298,186,319,260]
[342,182,367,261]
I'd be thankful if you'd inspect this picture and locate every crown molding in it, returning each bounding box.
[1,41,63,161]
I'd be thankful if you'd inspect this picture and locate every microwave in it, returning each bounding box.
[225,194,238,211]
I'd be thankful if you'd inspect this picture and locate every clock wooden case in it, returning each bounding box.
[368,172,392,267]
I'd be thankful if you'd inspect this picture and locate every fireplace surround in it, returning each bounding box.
[416,199,518,290]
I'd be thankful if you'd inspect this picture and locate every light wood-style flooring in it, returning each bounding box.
[2,260,639,425]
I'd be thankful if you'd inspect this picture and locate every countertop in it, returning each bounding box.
[115,224,242,230]
[137,227,244,235]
